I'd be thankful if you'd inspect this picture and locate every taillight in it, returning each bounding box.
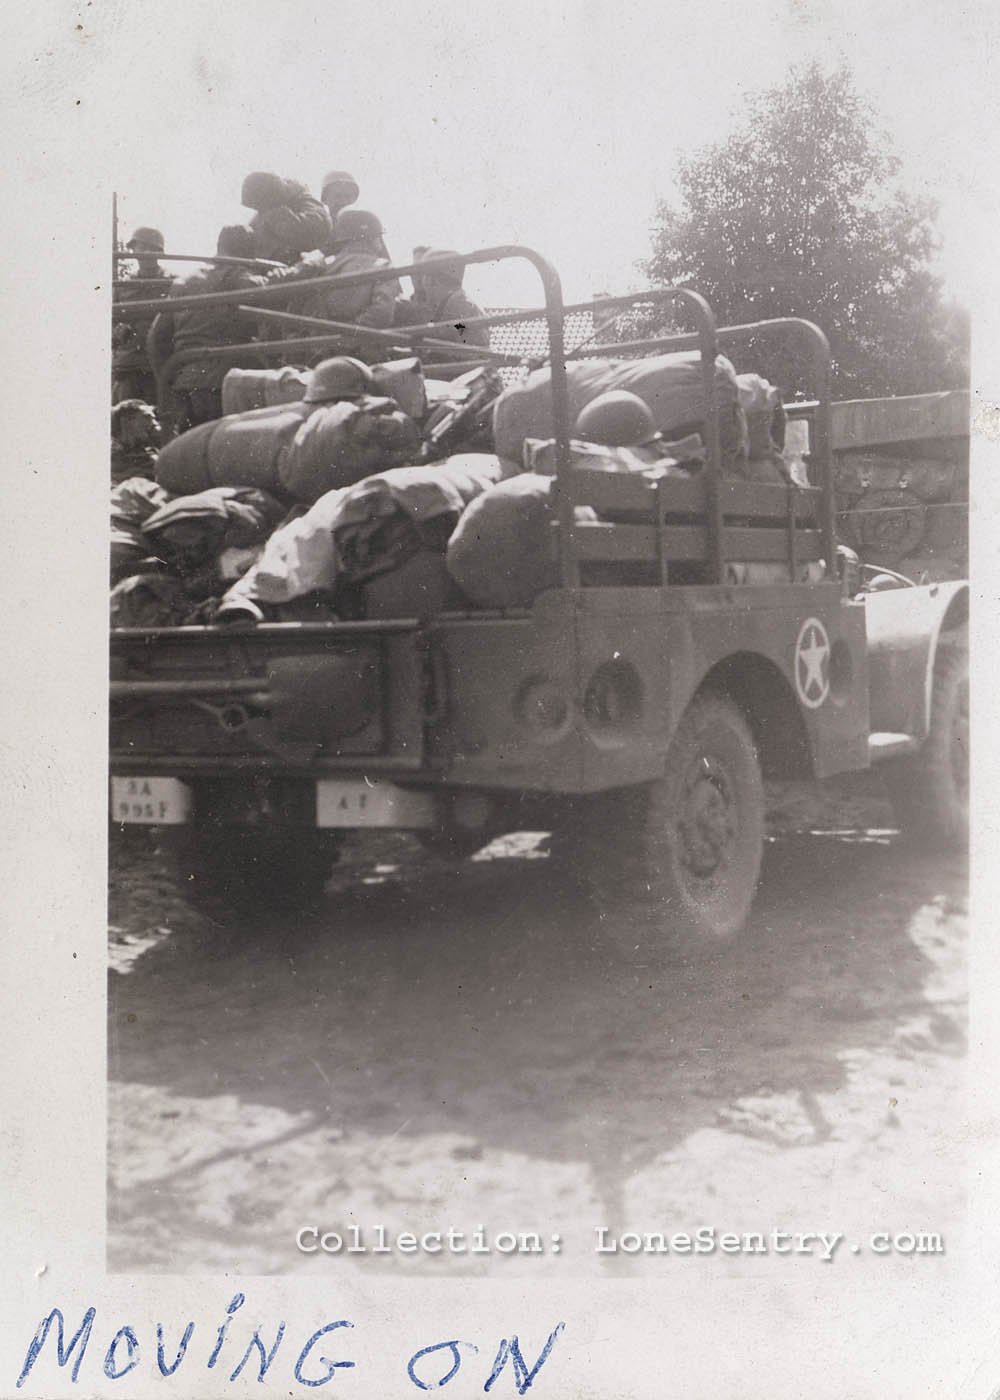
[583,660,642,730]
[514,675,571,738]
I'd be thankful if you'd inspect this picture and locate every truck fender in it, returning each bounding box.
[864,579,968,741]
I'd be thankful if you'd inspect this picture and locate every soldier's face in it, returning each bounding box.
[121,405,162,447]
[422,273,451,304]
[129,244,161,274]
[323,185,356,218]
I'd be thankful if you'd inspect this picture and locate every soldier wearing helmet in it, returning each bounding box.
[280,210,399,357]
[112,226,174,404]
[240,171,331,264]
[319,170,360,251]
[329,207,394,263]
[147,225,270,432]
[125,226,166,277]
[403,248,489,354]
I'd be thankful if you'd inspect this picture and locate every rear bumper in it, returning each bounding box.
[110,772,440,830]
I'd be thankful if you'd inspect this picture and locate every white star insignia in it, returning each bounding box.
[798,626,829,698]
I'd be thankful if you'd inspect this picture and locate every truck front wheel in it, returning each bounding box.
[571,693,765,952]
[883,639,968,849]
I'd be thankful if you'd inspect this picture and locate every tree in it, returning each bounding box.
[641,62,968,399]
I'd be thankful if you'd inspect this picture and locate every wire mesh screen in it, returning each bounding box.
[486,309,598,386]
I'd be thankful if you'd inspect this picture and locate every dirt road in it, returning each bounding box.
[108,774,968,1277]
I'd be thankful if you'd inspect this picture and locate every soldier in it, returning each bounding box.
[273,210,399,360]
[110,398,162,485]
[240,172,331,264]
[147,225,270,432]
[124,226,166,279]
[112,226,173,404]
[392,246,433,327]
[408,248,489,352]
[319,170,360,250]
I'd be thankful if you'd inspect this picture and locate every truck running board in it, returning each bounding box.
[868,732,920,761]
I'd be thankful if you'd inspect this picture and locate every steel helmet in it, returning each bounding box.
[419,248,464,286]
[573,390,660,447]
[126,226,165,252]
[216,224,255,259]
[331,208,383,246]
[241,171,285,210]
[321,169,360,202]
[303,356,376,404]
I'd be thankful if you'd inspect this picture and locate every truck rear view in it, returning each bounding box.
[110,247,967,946]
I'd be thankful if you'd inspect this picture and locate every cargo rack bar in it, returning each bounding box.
[113,251,286,270]
[244,305,515,362]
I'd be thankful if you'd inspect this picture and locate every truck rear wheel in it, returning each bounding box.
[883,639,968,848]
[570,693,765,952]
[171,822,342,911]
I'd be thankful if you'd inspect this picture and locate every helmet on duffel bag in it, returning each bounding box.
[573,390,660,447]
[303,356,376,404]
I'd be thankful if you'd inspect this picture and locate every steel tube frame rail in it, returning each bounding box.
[155,336,494,417]
[245,304,513,362]
[155,333,503,419]
[113,251,285,270]
[155,302,512,413]
[113,251,486,316]
[113,278,179,290]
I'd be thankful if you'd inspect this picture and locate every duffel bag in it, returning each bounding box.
[446,473,561,608]
[221,366,311,416]
[278,397,422,504]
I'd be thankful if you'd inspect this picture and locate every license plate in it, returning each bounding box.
[316,779,435,828]
[110,776,192,825]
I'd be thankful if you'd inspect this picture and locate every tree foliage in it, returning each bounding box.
[642,62,968,399]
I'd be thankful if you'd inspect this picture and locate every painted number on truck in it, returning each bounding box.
[110,777,192,824]
[795,617,831,709]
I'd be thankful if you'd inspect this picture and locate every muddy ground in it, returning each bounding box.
[108,772,968,1277]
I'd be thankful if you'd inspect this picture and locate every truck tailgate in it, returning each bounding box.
[110,620,430,774]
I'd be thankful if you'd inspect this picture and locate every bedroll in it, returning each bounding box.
[155,398,421,503]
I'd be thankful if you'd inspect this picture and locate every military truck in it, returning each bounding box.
[786,390,969,582]
[109,247,968,951]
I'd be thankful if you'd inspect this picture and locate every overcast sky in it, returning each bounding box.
[6,0,998,311]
